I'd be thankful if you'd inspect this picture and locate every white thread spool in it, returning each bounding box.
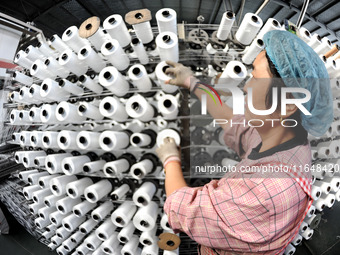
[30,131,44,148]
[299,221,309,233]
[40,78,70,101]
[308,33,322,49]
[128,64,153,91]
[62,237,77,253]
[69,231,86,244]
[44,57,69,78]
[50,211,69,227]
[30,59,52,80]
[66,177,93,199]
[110,184,130,201]
[14,50,33,69]
[103,158,130,178]
[161,214,172,231]
[156,8,177,35]
[314,37,332,55]
[130,133,152,148]
[158,94,179,120]
[235,13,263,45]
[299,27,312,44]
[32,188,52,204]
[317,140,339,158]
[11,132,21,144]
[78,45,106,73]
[18,110,29,124]
[130,159,154,179]
[156,32,179,62]
[121,235,140,255]
[79,218,98,234]
[84,232,102,251]
[27,171,49,185]
[49,174,77,196]
[291,233,303,246]
[23,151,46,168]
[100,233,120,254]
[118,221,135,243]
[256,18,281,40]
[306,205,316,218]
[28,106,41,123]
[283,243,296,255]
[314,197,326,211]
[58,79,84,95]
[133,20,153,44]
[140,226,157,246]
[19,87,32,104]
[73,200,96,217]
[35,216,50,229]
[20,131,31,147]
[51,235,63,246]
[42,230,54,240]
[62,26,90,52]
[217,60,247,87]
[9,109,21,125]
[131,38,149,64]
[57,130,79,150]
[216,11,235,40]
[38,206,56,221]
[242,38,265,65]
[311,185,322,200]
[84,179,113,203]
[78,102,103,120]
[95,218,117,241]
[322,176,340,192]
[156,129,181,146]
[42,131,59,149]
[141,244,159,255]
[59,49,88,76]
[111,201,137,227]
[56,101,86,123]
[91,201,114,222]
[301,227,314,240]
[155,61,177,93]
[133,201,158,231]
[28,202,44,215]
[13,71,33,85]
[62,213,86,232]
[28,84,46,102]
[44,194,65,208]
[37,41,55,56]
[83,160,106,174]
[319,193,336,208]
[76,131,101,150]
[76,244,90,255]
[18,169,38,181]
[333,99,340,117]
[101,39,130,71]
[103,14,131,47]
[25,45,44,61]
[56,196,82,215]
[10,91,27,104]
[125,94,155,122]
[23,185,40,200]
[99,131,130,151]
[78,74,103,94]
[314,180,332,194]
[62,155,91,175]
[50,34,70,53]
[99,96,128,121]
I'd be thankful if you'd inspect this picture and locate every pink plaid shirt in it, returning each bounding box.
[164,115,313,255]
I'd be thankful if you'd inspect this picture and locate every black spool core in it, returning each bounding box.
[134,168,142,176]
[10,114,14,120]
[42,84,48,91]
[38,181,44,187]
[135,13,143,19]
[58,108,64,114]
[83,165,90,172]
[104,248,111,253]
[29,111,34,117]
[105,167,114,174]
[234,65,242,74]
[16,53,20,59]
[316,191,320,197]
[132,136,141,144]
[31,136,36,142]
[98,233,105,239]
[87,192,95,199]
[132,102,140,111]
[79,105,87,112]
[25,48,30,53]
[64,223,70,229]
[79,136,86,144]
[51,218,56,223]
[132,67,141,75]
[305,30,310,37]
[32,64,37,70]
[87,244,94,249]
[226,11,233,19]
[138,197,145,204]
[317,35,321,41]
[162,65,169,73]
[103,137,111,145]
[13,73,17,78]
[68,188,74,195]
[24,158,28,163]
[109,17,116,24]
[322,56,327,63]
[143,240,152,245]
[272,20,279,27]
[167,240,175,246]
[33,196,38,202]
[44,59,50,65]
[74,210,80,216]
[79,75,86,82]
[163,99,172,108]
[116,217,123,224]
[50,36,56,42]
[47,162,53,168]
[331,199,334,204]
[57,205,64,212]
[80,228,86,234]
[132,38,140,45]
[105,42,114,50]
[59,80,65,87]
[80,48,87,56]
[111,194,119,200]
[64,164,70,170]
[166,222,170,228]
[45,201,50,207]
[163,35,171,43]
[251,15,258,22]
[43,136,49,143]
[103,102,111,110]
[257,39,264,46]
[12,134,15,140]
[162,10,170,17]
[19,112,24,118]
[16,156,19,162]
[103,71,112,80]
[327,40,331,46]
[86,24,92,30]
[93,215,99,221]
[66,29,72,36]
[62,53,68,61]
[19,90,24,96]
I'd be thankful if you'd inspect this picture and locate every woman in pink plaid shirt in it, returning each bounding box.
[156,30,333,255]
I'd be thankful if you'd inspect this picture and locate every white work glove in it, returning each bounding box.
[165,61,195,89]
[155,137,181,169]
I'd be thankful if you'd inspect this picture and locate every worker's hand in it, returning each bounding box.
[165,61,194,89]
[156,137,181,168]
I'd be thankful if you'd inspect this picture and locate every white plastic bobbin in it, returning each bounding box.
[131,38,149,64]
[125,94,155,122]
[58,49,88,76]
[30,59,53,80]
[156,129,181,146]
[98,66,130,96]
[78,45,106,73]
[101,39,130,71]
[128,64,153,91]
[58,79,84,95]
[78,74,103,94]
[78,102,103,120]
[62,25,90,52]
[56,101,86,123]
[40,78,70,101]
[103,14,132,47]
[99,96,128,122]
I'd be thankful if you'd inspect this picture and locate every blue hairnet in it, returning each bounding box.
[263,30,333,137]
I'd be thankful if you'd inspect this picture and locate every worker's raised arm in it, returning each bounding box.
[165,61,233,129]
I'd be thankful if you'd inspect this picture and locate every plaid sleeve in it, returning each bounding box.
[164,172,309,253]
[223,115,259,158]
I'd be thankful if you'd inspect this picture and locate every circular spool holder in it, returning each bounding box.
[125,8,152,26]
[79,16,101,39]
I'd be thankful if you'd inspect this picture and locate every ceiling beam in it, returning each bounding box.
[309,0,338,18]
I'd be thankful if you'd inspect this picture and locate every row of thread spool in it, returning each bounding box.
[5,7,340,255]
[8,7,184,255]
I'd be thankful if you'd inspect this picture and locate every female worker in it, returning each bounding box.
[156,30,333,255]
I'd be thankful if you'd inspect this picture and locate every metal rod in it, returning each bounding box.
[296,0,310,28]
[255,0,270,15]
